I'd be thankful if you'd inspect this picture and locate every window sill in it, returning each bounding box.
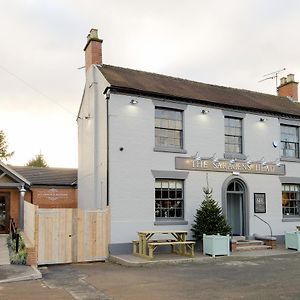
[280,157,300,163]
[282,218,300,222]
[154,220,188,226]
[224,152,247,160]
[154,147,187,154]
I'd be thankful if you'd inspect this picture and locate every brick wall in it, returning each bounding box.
[29,187,77,208]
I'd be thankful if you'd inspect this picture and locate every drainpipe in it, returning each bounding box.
[18,184,26,229]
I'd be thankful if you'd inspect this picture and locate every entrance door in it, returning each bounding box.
[0,193,10,233]
[226,180,245,236]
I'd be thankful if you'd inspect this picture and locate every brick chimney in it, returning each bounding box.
[277,73,298,101]
[84,28,103,71]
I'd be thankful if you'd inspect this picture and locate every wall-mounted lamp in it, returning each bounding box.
[210,153,219,163]
[246,159,252,166]
[259,157,267,166]
[201,109,209,114]
[192,152,202,161]
[130,99,138,105]
[260,118,267,122]
[230,158,236,164]
[19,184,26,197]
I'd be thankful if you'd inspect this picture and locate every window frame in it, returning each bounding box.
[155,178,185,221]
[282,183,300,218]
[224,116,244,157]
[153,100,187,154]
[280,124,300,159]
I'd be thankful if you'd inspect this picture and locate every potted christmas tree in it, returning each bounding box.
[191,187,231,257]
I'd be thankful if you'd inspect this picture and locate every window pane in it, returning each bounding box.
[225,117,243,154]
[282,184,300,216]
[155,108,183,148]
[155,179,184,220]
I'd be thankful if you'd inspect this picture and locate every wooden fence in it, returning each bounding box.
[23,203,110,265]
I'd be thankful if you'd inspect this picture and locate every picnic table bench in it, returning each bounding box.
[133,230,195,259]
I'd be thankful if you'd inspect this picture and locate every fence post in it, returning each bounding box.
[16,233,19,253]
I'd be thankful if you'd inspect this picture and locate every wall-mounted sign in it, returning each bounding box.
[37,188,69,201]
[254,193,266,213]
[175,157,286,176]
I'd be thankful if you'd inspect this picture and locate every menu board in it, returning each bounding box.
[254,193,266,213]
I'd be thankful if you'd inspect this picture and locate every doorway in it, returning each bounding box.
[226,179,247,236]
[0,193,10,233]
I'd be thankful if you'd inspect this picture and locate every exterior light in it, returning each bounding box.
[260,118,267,122]
[192,152,201,161]
[201,109,209,114]
[130,99,138,105]
[259,157,267,166]
[210,153,219,163]
[230,158,236,164]
[246,159,252,166]
[19,184,26,197]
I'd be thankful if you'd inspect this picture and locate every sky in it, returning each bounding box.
[1,0,300,168]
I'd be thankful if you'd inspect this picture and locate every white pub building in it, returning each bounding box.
[78,29,300,254]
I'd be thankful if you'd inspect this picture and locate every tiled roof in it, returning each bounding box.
[98,64,300,117]
[10,166,77,186]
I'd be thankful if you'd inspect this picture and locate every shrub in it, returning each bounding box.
[7,232,27,265]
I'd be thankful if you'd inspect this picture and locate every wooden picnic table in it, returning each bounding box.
[133,230,195,259]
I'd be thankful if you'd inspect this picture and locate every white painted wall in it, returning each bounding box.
[78,67,300,248]
[108,92,300,244]
[78,65,109,209]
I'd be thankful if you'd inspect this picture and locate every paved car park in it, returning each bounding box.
[0,251,300,299]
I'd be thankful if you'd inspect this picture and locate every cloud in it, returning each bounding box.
[1,0,300,167]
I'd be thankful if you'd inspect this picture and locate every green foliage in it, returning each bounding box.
[7,233,27,265]
[0,130,14,161]
[191,187,231,240]
[26,152,48,167]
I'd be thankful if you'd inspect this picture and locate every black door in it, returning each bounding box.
[0,193,10,233]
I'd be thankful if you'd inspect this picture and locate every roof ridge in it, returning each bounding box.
[101,64,284,100]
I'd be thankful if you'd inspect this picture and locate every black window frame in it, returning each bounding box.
[282,184,300,218]
[155,179,184,220]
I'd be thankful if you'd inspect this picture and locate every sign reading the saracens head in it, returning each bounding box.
[175,157,286,175]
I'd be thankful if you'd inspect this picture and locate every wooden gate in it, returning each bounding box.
[24,202,110,265]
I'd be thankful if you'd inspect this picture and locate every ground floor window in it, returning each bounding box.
[155,179,183,219]
[282,184,300,217]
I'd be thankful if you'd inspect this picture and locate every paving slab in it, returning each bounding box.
[0,265,42,283]
[110,243,297,266]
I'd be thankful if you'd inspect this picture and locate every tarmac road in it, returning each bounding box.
[0,252,300,300]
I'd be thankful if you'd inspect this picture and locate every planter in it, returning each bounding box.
[203,234,230,257]
[285,231,300,251]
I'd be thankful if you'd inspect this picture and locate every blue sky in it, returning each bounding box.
[0,0,299,167]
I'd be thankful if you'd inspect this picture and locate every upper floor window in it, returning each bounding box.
[282,184,300,217]
[281,125,299,159]
[155,108,183,149]
[225,117,243,154]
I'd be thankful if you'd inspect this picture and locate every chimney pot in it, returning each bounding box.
[287,73,295,83]
[280,77,287,85]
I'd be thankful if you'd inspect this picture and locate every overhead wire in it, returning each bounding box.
[0,64,77,118]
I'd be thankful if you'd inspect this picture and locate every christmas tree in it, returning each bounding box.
[191,187,231,240]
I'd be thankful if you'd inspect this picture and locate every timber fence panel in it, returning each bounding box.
[36,207,110,265]
[24,202,38,246]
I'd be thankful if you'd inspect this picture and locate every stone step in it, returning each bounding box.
[231,236,246,242]
[237,240,264,246]
[236,245,272,251]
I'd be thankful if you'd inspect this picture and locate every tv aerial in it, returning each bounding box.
[258,68,286,88]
